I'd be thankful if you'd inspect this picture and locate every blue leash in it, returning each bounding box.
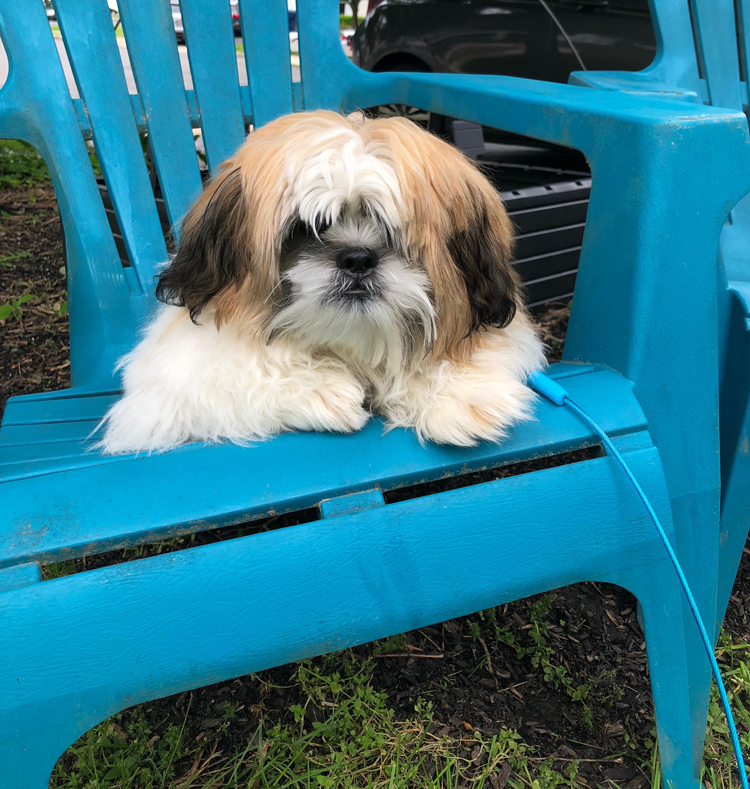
[528,370,748,788]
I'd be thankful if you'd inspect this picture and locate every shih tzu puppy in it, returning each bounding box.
[99,110,545,453]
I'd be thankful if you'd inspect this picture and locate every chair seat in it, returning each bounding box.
[0,364,650,569]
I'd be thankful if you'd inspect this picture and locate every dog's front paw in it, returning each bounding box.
[410,378,535,447]
[282,373,370,435]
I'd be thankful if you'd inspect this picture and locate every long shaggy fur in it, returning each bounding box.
[99,110,545,453]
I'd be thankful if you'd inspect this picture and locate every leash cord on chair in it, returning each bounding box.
[528,370,748,788]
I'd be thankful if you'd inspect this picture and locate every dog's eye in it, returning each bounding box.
[286,218,331,242]
[285,219,313,241]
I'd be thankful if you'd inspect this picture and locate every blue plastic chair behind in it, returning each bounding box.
[1,1,750,787]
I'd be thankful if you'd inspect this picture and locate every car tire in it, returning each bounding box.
[367,61,449,136]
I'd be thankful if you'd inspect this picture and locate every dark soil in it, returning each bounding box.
[0,185,69,416]
[3,184,748,789]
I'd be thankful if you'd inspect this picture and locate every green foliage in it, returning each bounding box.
[53,706,193,789]
[372,633,407,655]
[698,632,750,787]
[0,140,51,188]
[0,138,101,188]
[42,560,79,580]
[487,597,595,726]
[0,293,35,322]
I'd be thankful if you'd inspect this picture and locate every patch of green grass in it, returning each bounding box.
[51,647,591,789]
[0,140,51,188]
[40,584,750,789]
[373,633,407,655]
[0,137,100,187]
[42,560,79,580]
[44,626,750,788]
[53,703,195,788]
[699,631,750,788]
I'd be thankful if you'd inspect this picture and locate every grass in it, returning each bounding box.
[50,645,587,789]
[700,631,750,788]
[339,15,358,29]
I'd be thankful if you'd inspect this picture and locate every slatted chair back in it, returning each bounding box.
[572,0,750,111]
[643,0,744,108]
[689,0,747,110]
[0,0,296,389]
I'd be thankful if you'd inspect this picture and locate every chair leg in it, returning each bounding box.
[717,283,750,635]
[0,704,84,789]
[636,569,706,789]
[0,737,60,789]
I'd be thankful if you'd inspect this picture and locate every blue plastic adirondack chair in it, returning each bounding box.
[1,1,749,786]
[570,0,750,768]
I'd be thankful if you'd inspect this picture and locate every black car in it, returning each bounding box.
[352,0,655,311]
[352,0,654,83]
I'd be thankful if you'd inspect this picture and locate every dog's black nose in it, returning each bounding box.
[336,247,378,273]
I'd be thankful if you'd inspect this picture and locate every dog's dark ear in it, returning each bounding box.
[448,190,518,333]
[156,167,246,322]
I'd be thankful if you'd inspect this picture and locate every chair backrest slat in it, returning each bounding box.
[180,0,247,172]
[54,0,168,292]
[641,0,701,93]
[298,0,397,114]
[116,0,204,228]
[0,0,137,385]
[737,0,750,101]
[237,0,294,126]
[690,0,743,110]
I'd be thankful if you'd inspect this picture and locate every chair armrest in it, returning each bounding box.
[295,0,747,163]
[337,70,747,171]
[567,70,703,104]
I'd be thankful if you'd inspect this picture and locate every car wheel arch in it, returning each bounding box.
[371,53,433,73]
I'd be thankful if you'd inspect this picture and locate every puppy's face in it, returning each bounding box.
[271,206,435,368]
[156,110,519,366]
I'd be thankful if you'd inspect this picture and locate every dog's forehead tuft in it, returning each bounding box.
[284,125,403,232]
